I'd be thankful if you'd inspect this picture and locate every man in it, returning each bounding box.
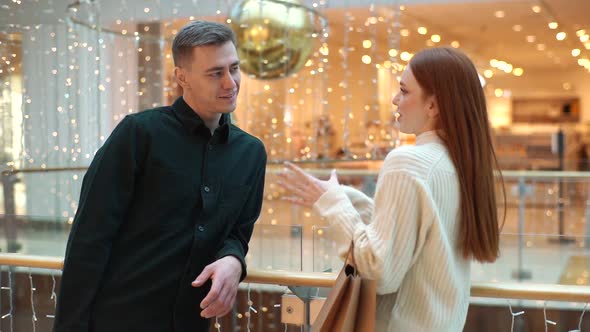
[54,21,267,332]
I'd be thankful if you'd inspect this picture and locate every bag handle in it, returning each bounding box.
[345,241,358,273]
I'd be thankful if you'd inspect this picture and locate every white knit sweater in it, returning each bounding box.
[314,131,470,332]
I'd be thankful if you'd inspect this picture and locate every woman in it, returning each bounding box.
[278,47,504,331]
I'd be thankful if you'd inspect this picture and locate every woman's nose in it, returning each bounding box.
[392,93,399,106]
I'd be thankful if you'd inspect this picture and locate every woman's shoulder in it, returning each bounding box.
[382,144,449,179]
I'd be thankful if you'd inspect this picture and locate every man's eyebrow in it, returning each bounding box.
[205,61,240,73]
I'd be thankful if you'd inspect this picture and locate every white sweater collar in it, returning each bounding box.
[416,130,443,146]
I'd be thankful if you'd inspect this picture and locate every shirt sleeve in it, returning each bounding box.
[314,170,435,294]
[54,116,145,331]
[215,144,267,281]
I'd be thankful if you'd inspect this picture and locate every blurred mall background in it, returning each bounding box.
[1,0,590,331]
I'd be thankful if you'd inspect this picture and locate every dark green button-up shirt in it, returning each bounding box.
[54,97,267,332]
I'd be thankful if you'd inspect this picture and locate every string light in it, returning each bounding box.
[1,270,14,331]
[543,301,557,331]
[506,300,525,332]
[29,270,37,332]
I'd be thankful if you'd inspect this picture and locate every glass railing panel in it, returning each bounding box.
[312,225,344,273]
[247,224,303,272]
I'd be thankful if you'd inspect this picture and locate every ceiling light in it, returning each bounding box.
[536,43,546,51]
[563,82,572,90]
[400,29,410,37]
[512,68,524,76]
[431,34,441,43]
[580,35,590,43]
[362,55,372,64]
[576,29,586,37]
[512,25,522,32]
[362,40,372,48]
[451,41,460,48]
[494,88,504,97]
[548,22,558,29]
[556,32,566,40]
[495,11,505,18]
[526,35,536,43]
[484,69,494,78]
[572,49,581,57]
[388,49,398,57]
[417,27,427,35]
[585,42,590,50]
[490,59,499,67]
[531,5,541,13]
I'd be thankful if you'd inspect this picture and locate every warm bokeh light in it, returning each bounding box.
[572,49,581,57]
[512,67,524,76]
[556,31,566,40]
[400,51,413,62]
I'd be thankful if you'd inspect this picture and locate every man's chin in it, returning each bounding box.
[218,106,237,114]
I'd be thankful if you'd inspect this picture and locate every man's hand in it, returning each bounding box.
[192,256,242,318]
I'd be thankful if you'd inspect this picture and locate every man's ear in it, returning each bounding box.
[175,66,189,89]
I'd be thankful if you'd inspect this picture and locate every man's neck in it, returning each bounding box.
[203,117,221,135]
[183,95,221,134]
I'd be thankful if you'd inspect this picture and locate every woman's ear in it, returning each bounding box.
[427,96,439,118]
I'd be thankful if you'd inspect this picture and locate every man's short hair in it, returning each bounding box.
[172,20,237,67]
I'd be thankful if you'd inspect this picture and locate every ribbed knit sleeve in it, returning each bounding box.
[315,169,435,292]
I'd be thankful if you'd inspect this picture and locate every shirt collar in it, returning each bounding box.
[415,130,443,146]
[172,96,231,143]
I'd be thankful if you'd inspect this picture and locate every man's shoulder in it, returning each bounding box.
[122,106,178,133]
[127,106,174,123]
[230,124,265,148]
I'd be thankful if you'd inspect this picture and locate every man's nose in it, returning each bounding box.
[222,72,236,89]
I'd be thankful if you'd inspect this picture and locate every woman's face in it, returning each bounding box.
[392,66,438,135]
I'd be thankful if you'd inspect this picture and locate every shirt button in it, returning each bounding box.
[198,225,205,232]
[204,186,210,193]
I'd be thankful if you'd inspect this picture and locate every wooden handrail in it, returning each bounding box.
[4,166,590,179]
[1,253,590,302]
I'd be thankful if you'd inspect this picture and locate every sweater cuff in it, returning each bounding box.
[313,185,348,216]
[313,185,361,237]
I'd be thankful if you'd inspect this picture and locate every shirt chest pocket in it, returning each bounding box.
[148,163,197,203]
[219,183,251,219]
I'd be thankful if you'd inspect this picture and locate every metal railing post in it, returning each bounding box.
[1,170,20,253]
[512,177,532,280]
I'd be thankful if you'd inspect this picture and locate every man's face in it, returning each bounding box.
[175,41,241,121]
